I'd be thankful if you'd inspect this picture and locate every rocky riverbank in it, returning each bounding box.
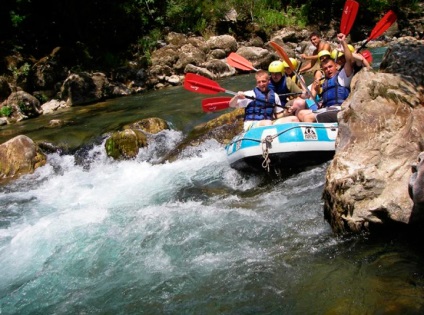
[1,17,424,235]
[0,19,407,127]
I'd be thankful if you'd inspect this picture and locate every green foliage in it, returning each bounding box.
[136,28,163,65]
[9,11,25,27]
[0,106,12,117]
[255,5,307,34]
[9,63,31,81]
[0,0,419,72]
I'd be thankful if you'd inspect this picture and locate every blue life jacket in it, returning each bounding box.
[244,87,276,121]
[321,73,350,107]
[268,76,289,106]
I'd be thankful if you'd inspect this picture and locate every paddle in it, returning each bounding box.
[360,49,373,64]
[269,41,320,108]
[340,0,359,35]
[184,73,243,96]
[227,52,258,71]
[356,10,397,52]
[202,97,232,112]
[202,91,303,112]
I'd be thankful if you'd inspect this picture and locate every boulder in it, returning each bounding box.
[41,99,67,114]
[4,91,42,121]
[173,43,207,71]
[124,117,170,134]
[60,72,112,106]
[163,108,244,163]
[206,35,238,54]
[105,129,148,160]
[150,46,180,67]
[323,69,424,234]
[0,135,46,183]
[202,59,236,78]
[235,46,275,71]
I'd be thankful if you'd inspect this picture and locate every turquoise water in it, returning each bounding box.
[1,47,423,314]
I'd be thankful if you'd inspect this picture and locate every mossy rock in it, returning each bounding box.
[105,129,147,160]
[123,117,170,134]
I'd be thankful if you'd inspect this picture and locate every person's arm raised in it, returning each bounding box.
[338,33,353,77]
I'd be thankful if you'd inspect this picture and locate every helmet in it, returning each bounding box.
[281,58,298,69]
[318,50,331,59]
[361,50,373,64]
[331,49,343,60]
[268,60,284,73]
[347,44,355,52]
[289,58,298,69]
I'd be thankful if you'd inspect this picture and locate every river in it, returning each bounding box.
[1,48,423,314]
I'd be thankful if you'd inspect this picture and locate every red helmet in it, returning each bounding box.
[361,50,373,64]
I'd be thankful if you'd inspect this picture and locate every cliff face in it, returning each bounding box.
[323,38,424,234]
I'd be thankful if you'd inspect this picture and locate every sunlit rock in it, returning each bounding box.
[124,117,170,134]
[206,35,237,54]
[234,46,274,71]
[323,68,424,234]
[163,108,244,163]
[0,135,46,183]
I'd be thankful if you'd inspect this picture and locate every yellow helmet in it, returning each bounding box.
[268,60,284,73]
[281,58,298,69]
[318,50,331,60]
[347,44,355,52]
[331,49,343,60]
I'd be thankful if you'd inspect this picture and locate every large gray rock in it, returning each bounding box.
[206,35,238,53]
[173,44,206,71]
[323,69,424,234]
[234,46,275,71]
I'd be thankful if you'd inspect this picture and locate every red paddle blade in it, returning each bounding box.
[361,49,373,64]
[183,73,224,95]
[201,97,232,112]
[340,0,359,35]
[368,10,397,41]
[227,52,257,71]
[269,42,295,71]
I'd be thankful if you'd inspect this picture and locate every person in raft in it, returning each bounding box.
[297,33,353,123]
[267,60,308,118]
[229,69,299,130]
[299,32,332,74]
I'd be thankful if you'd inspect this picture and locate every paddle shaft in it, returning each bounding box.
[202,92,302,112]
[270,41,320,108]
[356,10,397,52]
[185,73,298,107]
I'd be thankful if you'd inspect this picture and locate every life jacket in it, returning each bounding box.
[268,76,289,106]
[244,87,276,121]
[320,73,350,107]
